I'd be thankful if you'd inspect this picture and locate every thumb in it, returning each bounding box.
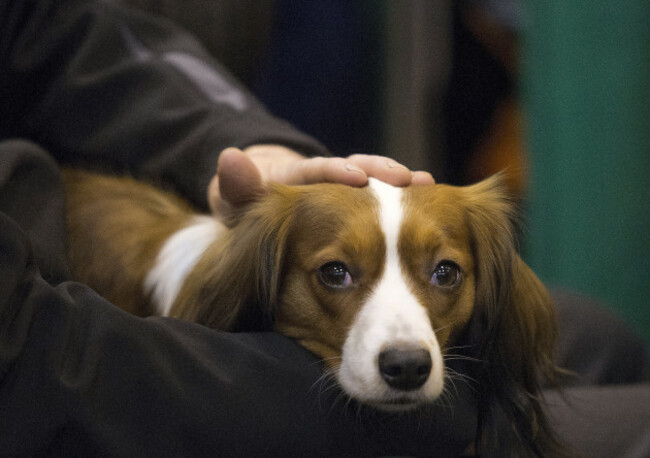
[208,147,265,214]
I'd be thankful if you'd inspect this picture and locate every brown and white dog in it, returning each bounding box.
[63,169,562,456]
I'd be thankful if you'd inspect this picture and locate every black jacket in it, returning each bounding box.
[0,0,327,209]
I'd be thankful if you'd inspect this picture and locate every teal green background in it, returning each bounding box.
[522,2,650,346]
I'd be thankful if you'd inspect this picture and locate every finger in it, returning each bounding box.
[411,171,436,185]
[207,174,221,214]
[346,154,413,187]
[211,148,265,212]
[285,156,370,187]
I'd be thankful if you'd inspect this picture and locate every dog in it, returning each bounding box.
[63,168,563,456]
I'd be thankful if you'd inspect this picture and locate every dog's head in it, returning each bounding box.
[175,176,562,455]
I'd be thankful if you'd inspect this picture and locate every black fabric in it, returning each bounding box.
[0,0,328,210]
[546,292,650,458]
[0,143,477,457]
[545,385,650,458]
[0,140,69,285]
[551,289,650,387]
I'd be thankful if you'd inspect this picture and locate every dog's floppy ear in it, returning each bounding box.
[461,175,564,456]
[170,184,298,331]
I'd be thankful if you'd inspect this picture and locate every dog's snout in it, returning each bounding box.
[378,347,432,391]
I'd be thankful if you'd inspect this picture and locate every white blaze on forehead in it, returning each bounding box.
[369,178,402,253]
[337,179,443,405]
[144,216,223,316]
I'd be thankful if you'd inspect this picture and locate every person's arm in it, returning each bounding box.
[0,0,330,209]
[1,0,434,212]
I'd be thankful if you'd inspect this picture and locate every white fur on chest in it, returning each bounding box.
[144,215,223,316]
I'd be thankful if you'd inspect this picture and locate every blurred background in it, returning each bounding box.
[114,0,649,347]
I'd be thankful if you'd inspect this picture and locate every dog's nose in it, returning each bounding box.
[378,347,432,391]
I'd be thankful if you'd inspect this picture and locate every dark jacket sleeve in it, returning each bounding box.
[0,0,328,208]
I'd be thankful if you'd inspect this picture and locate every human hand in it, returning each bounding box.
[208,145,435,214]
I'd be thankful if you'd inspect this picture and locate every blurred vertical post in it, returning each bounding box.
[522,2,650,344]
[379,0,450,173]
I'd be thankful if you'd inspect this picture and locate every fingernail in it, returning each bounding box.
[411,171,436,185]
[221,147,244,155]
[345,163,365,174]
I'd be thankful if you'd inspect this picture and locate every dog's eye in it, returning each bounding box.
[318,262,353,289]
[431,261,461,288]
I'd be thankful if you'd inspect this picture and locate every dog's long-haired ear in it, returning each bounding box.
[170,185,298,331]
[462,175,566,457]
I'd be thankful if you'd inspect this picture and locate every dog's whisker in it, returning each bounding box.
[317,381,342,400]
[441,377,457,405]
[311,367,338,392]
[444,374,462,402]
[443,353,482,364]
[442,344,475,353]
[442,343,480,356]
[311,371,333,392]
[446,366,477,382]
[328,390,352,415]
[438,366,478,409]
[314,355,343,363]
[437,388,453,410]
[307,356,342,369]
[433,321,457,334]
[444,368,477,394]
[310,362,352,415]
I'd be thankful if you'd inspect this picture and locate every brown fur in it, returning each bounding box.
[63,169,193,316]
[452,177,561,456]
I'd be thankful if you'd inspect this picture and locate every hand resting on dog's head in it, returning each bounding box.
[208,145,435,217]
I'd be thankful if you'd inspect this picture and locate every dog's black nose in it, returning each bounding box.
[378,347,432,391]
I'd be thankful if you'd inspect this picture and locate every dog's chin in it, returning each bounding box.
[358,393,434,412]
[369,399,425,412]
[336,373,443,413]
